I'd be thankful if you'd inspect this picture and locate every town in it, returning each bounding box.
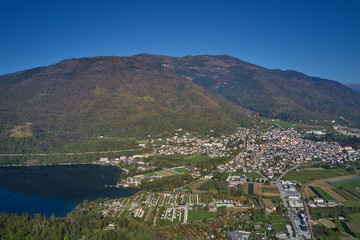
[92,124,360,239]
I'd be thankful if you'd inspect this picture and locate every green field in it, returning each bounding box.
[332,167,351,175]
[331,180,360,192]
[248,183,254,194]
[197,180,216,191]
[262,187,279,193]
[142,169,177,179]
[283,169,343,184]
[332,188,358,201]
[309,186,335,200]
[234,170,262,179]
[187,208,218,222]
[331,180,360,200]
[349,212,360,224]
[264,215,288,224]
[250,197,261,208]
[343,202,360,208]
[262,117,298,128]
[271,223,287,232]
[172,167,190,173]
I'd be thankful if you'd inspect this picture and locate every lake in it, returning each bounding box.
[0,164,138,217]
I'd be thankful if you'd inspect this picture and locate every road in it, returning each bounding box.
[276,163,301,184]
[302,180,316,240]
[276,163,311,240]
[0,148,149,157]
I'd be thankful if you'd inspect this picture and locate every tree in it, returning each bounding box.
[204,205,210,211]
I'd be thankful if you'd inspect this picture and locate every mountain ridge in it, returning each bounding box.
[1,54,360,153]
[346,83,360,93]
[0,55,254,153]
[132,53,359,126]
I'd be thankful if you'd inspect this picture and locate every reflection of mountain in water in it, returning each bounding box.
[0,164,137,203]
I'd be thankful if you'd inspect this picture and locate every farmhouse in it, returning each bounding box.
[227,175,248,187]
[313,198,324,203]
[265,205,276,213]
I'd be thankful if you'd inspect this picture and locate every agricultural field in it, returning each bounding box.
[249,197,261,208]
[262,198,274,207]
[271,223,287,233]
[233,170,262,179]
[340,221,360,239]
[309,186,335,200]
[187,180,207,193]
[171,167,190,174]
[196,180,217,192]
[346,222,360,234]
[283,168,346,184]
[262,187,278,193]
[331,188,358,201]
[305,178,347,201]
[247,183,254,195]
[264,215,288,224]
[244,183,279,196]
[331,180,360,195]
[319,219,336,228]
[262,185,280,197]
[349,212,360,224]
[328,176,360,201]
[187,208,217,222]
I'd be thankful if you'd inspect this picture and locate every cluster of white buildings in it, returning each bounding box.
[308,198,337,208]
[334,125,360,138]
[216,127,360,178]
[226,175,248,187]
[156,130,244,158]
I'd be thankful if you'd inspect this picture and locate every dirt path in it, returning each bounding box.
[153,208,160,226]
[144,207,153,222]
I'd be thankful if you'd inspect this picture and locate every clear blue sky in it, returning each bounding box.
[1,0,360,83]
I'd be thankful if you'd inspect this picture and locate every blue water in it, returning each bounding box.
[0,165,138,217]
[0,186,77,217]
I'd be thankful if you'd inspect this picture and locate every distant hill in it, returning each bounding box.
[0,56,253,153]
[134,54,359,127]
[346,83,360,93]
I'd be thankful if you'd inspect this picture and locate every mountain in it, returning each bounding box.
[1,54,360,153]
[346,83,360,93]
[0,56,253,153]
[134,54,360,127]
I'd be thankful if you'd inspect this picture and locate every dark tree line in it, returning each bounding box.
[0,212,161,240]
